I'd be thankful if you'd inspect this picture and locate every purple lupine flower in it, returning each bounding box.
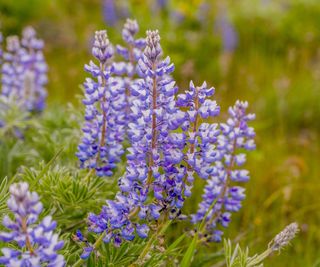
[191,100,255,242]
[0,32,3,63]
[114,19,146,77]
[120,29,186,219]
[197,2,211,24]
[113,19,146,128]
[157,0,168,9]
[177,81,220,198]
[102,0,118,26]
[102,0,129,27]
[1,27,48,112]
[215,11,238,52]
[0,182,65,266]
[152,0,168,12]
[76,30,125,177]
[20,26,48,112]
[1,36,24,100]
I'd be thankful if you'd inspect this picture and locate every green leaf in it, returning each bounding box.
[180,234,198,267]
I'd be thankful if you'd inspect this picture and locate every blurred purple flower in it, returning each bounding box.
[1,27,48,112]
[102,0,118,26]
[0,32,3,63]
[215,12,238,52]
[102,0,130,27]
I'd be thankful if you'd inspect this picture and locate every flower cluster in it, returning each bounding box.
[191,100,255,242]
[76,30,125,176]
[76,26,256,259]
[1,26,48,112]
[0,182,65,266]
[82,29,185,251]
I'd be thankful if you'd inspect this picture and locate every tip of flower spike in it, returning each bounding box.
[269,222,299,251]
[9,182,29,198]
[22,26,36,39]
[146,29,160,45]
[92,30,113,62]
[145,30,162,62]
[6,36,20,52]
[124,19,139,36]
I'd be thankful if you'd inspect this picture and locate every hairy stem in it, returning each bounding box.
[129,220,171,266]
[147,64,157,186]
[21,217,35,255]
[72,232,106,267]
[95,62,108,165]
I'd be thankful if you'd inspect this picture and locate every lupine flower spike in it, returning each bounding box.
[120,29,186,220]
[192,100,255,242]
[114,19,145,77]
[215,11,238,52]
[76,30,125,176]
[1,36,24,101]
[0,31,3,63]
[0,182,65,266]
[102,0,118,26]
[1,27,48,112]
[114,19,146,128]
[20,26,48,112]
[177,81,220,199]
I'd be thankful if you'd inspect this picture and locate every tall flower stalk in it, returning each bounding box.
[114,19,145,129]
[177,81,221,198]
[20,26,48,112]
[192,100,256,242]
[1,27,48,112]
[1,36,24,102]
[120,29,185,220]
[0,31,3,64]
[76,30,125,176]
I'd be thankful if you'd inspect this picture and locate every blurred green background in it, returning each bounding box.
[1,0,319,266]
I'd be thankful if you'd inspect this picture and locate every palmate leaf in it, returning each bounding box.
[19,162,115,230]
[80,239,147,267]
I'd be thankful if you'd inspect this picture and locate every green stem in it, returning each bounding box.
[84,168,95,186]
[72,232,106,267]
[130,220,172,266]
[247,248,272,267]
